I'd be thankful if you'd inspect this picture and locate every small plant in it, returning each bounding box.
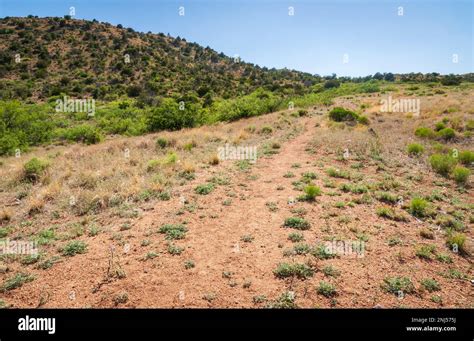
[415,127,435,139]
[376,207,408,222]
[61,240,87,256]
[458,150,474,166]
[302,185,321,201]
[329,107,358,122]
[446,231,466,254]
[430,154,457,177]
[156,137,168,148]
[240,235,254,243]
[288,232,304,243]
[326,167,350,179]
[357,115,369,125]
[437,127,455,141]
[260,126,273,134]
[382,276,415,295]
[253,295,267,304]
[415,244,436,260]
[184,260,195,269]
[436,253,452,263]
[311,243,336,259]
[407,143,424,156]
[283,217,310,230]
[273,263,314,279]
[409,198,428,217]
[420,278,440,292]
[159,224,188,240]
[292,243,311,255]
[419,228,434,239]
[317,281,337,297]
[266,291,297,309]
[322,265,341,277]
[167,244,184,255]
[452,166,470,185]
[23,158,49,182]
[1,273,35,292]
[376,191,398,204]
[113,292,129,305]
[195,183,215,195]
[283,171,295,178]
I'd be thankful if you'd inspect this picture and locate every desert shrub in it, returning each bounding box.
[415,127,435,139]
[452,166,470,185]
[59,124,103,144]
[283,217,310,230]
[446,231,466,253]
[288,232,304,243]
[420,278,440,292]
[429,154,457,177]
[147,98,196,131]
[382,276,415,295]
[302,185,321,201]
[61,240,87,256]
[317,281,337,297]
[458,150,474,166]
[273,263,314,279]
[328,107,358,122]
[435,122,446,131]
[357,115,369,125]
[1,273,35,292]
[195,183,215,195]
[159,224,188,240]
[437,128,455,141]
[407,143,424,156]
[23,157,49,182]
[409,198,429,217]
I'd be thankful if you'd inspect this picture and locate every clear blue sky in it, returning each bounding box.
[1,0,472,76]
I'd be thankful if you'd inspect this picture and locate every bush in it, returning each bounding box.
[155,137,168,149]
[382,276,415,295]
[409,198,429,217]
[273,263,314,279]
[159,224,188,240]
[357,115,369,125]
[420,278,440,292]
[61,241,87,256]
[430,154,457,177]
[195,183,215,195]
[458,150,474,166]
[147,98,196,131]
[283,217,310,230]
[407,143,424,156]
[437,128,455,141]
[434,122,446,131]
[446,232,466,253]
[452,166,470,185]
[415,127,435,139]
[302,185,321,201]
[328,107,358,122]
[317,281,337,297]
[324,80,340,89]
[23,158,49,182]
[60,125,103,144]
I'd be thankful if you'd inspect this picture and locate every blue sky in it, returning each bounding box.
[1,0,472,76]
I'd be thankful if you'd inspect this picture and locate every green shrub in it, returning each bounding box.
[446,232,466,253]
[437,127,455,141]
[61,240,87,256]
[317,281,337,297]
[458,150,474,166]
[60,125,103,144]
[407,143,424,156]
[382,276,415,295]
[328,107,358,122]
[273,263,314,279]
[283,217,310,230]
[158,224,188,240]
[435,122,446,131]
[288,232,304,243]
[326,167,350,179]
[23,158,49,182]
[311,244,336,259]
[1,273,35,292]
[147,98,196,131]
[357,115,369,125]
[415,127,435,139]
[415,244,436,260]
[429,154,457,177]
[156,137,168,148]
[420,278,440,292]
[409,198,429,217]
[195,183,215,195]
[302,185,321,201]
[452,166,470,185]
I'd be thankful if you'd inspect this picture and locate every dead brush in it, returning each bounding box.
[92,246,126,293]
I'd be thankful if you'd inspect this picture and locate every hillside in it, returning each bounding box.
[0,16,318,102]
